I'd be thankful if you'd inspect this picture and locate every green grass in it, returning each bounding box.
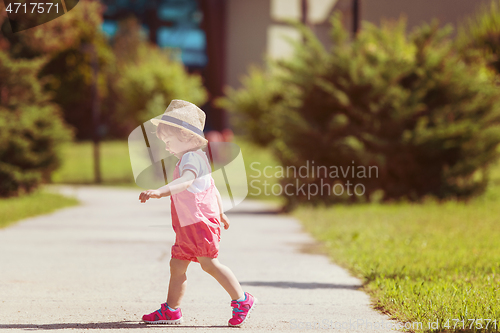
[294,173,500,332]
[51,139,283,201]
[0,190,79,229]
[9,137,500,331]
[44,138,500,330]
[235,138,282,202]
[1,138,279,229]
[52,141,135,185]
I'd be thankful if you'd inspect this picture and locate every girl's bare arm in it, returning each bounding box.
[215,186,230,229]
[139,170,196,203]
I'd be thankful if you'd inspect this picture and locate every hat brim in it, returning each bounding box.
[151,118,208,144]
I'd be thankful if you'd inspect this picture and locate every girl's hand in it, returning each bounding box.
[220,213,230,230]
[139,190,162,203]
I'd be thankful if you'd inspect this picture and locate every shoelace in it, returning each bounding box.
[156,305,166,316]
[155,303,168,317]
[231,301,244,316]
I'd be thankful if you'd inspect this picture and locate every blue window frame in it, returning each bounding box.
[102,0,207,68]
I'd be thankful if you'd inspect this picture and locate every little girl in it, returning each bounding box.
[138,100,256,327]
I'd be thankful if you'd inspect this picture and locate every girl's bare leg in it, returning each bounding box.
[197,257,244,300]
[166,258,191,309]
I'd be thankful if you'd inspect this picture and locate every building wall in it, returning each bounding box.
[361,0,491,33]
[225,0,338,89]
[225,0,492,90]
[225,0,272,89]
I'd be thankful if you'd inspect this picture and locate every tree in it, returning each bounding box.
[110,17,207,133]
[0,51,72,197]
[1,0,115,140]
[217,66,284,146]
[456,0,500,74]
[224,14,500,208]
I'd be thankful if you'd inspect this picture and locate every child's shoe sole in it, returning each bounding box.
[228,297,257,327]
[143,318,183,325]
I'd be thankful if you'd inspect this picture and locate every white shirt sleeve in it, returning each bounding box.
[179,151,211,193]
[179,152,203,178]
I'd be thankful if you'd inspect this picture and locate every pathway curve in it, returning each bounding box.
[0,186,400,332]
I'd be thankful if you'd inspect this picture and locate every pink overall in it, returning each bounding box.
[170,150,221,263]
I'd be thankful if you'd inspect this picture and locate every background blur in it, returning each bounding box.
[2,1,500,331]
[2,0,500,201]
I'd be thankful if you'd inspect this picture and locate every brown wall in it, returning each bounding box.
[225,0,273,89]
[361,0,491,33]
[224,0,493,92]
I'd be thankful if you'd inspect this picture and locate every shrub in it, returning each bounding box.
[1,3,205,140]
[217,66,284,146]
[110,17,207,133]
[1,0,115,140]
[456,0,500,74]
[0,52,72,197]
[227,14,500,208]
[114,44,207,127]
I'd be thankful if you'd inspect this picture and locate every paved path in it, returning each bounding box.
[0,186,400,332]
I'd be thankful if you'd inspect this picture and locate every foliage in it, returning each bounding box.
[234,137,282,202]
[49,137,284,204]
[456,0,500,74]
[1,2,205,140]
[111,18,207,132]
[51,140,134,185]
[217,66,284,146]
[295,168,500,332]
[0,51,72,197]
[1,0,115,140]
[226,14,500,207]
[0,190,78,228]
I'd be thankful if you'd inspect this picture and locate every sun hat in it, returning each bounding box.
[151,99,208,143]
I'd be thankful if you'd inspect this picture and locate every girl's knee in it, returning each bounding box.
[198,258,219,274]
[170,258,189,275]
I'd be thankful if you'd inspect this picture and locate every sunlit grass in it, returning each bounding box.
[294,166,500,332]
[51,139,283,202]
[235,138,282,202]
[9,137,500,330]
[51,140,135,185]
[0,190,79,229]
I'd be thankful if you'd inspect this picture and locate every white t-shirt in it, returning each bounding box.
[179,150,212,193]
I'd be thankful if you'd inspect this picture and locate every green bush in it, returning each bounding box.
[218,66,284,146]
[114,45,207,126]
[226,15,500,208]
[456,0,500,74]
[111,18,207,131]
[0,52,72,197]
[1,4,206,140]
[1,0,115,140]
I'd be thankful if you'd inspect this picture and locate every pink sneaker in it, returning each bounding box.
[142,303,183,324]
[228,292,257,327]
